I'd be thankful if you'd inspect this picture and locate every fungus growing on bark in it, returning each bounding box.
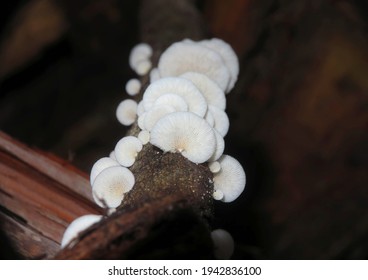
[92,166,135,208]
[143,77,207,117]
[116,99,138,126]
[158,40,231,91]
[90,157,120,185]
[208,161,221,173]
[200,38,239,93]
[180,71,226,110]
[61,214,103,248]
[208,105,230,137]
[150,112,216,164]
[213,155,246,203]
[114,136,143,167]
[125,78,141,96]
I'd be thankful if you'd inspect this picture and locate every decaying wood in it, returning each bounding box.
[0,132,102,259]
[55,195,213,259]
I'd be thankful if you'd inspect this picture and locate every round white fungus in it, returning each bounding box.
[116,99,138,126]
[129,43,153,71]
[138,130,150,145]
[200,38,239,93]
[213,155,246,203]
[125,78,141,96]
[114,136,143,167]
[153,93,189,112]
[158,41,231,91]
[208,161,221,173]
[61,214,103,248]
[90,157,120,185]
[150,112,216,164]
[143,77,207,117]
[92,166,135,208]
[144,105,176,131]
[180,72,226,110]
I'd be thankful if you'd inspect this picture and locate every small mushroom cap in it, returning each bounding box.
[129,43,152,70]
[136,59,152,76]
[208,105,230,137]
[137,101,145,116]
[150,112,216,164]
[61,214,103,248]
[114,136,143,167]
[125,78,141,96]
[116,99,138,126]
[211,229,234,259]
[200,38,239,93]
[143,77,207,117]
[153,93,188,112]
[214,155,246,203]
[212,189,224,200]
[180,72,226,110]
[137,112,147,130]
[138,130,150,145]
[90,157,120,185]
[208,161,221,173]
[158,41,231,91]
[92,166,135,208]
[144,105,176,131]
[109,150,117,160]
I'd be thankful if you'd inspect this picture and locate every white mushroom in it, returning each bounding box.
[129,43,152,71]
[180,72,226,110]
[153,93,188,112]
[137,112,147,130]
[144,105,176,131]
[208,105,230,137]
[208,161,221,173]
[125,78,141,96]
[90,157,120,185]
[61,214,103,248]
[138,130,150,145]
[209,129,225,162]
[114,136,143,167]
[212,189,224,200]
[137,101,146,117]
[213,155,246,203]
[200,38,239,93]
[143,77,207,117]
[116,99,138,126]
[150,112,216,164]
[158,41,231,91]
[136,59,152,76]
[92,166,135,208]
[211,229,234,259]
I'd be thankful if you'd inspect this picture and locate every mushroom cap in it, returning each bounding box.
[158,41,231,91]
[208,161,221,173]
[153,93,188,112]
[92,166,135,208]
[212,189,224,200]
[143,77,207,117]
[204,109,215,127]
[116,99,138,126]
[138,130,150,145]
[114,136,143,167]
[211,229,234,259]
[125,78,141,96]
[209,129,225,162]
[208,105,230,137]
[136,59,152,76]
[90,157,120,185]
[213,155,246,203]
[137,112,147,130]
[61,214,103,248]
[129,43,152,70]
[150,111,216,164]
[144,105,176,131]
[137,101,145,116]
[200,38,239,93]
[180,72,226,110]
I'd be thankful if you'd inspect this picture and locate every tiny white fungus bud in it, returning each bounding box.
[114,136,143,167]
[125,78,141,96]
[116,99,138,126]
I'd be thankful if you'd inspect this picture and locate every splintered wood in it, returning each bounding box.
[0,131,101,259]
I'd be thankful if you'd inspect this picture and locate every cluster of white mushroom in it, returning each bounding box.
[61,38,246,259]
